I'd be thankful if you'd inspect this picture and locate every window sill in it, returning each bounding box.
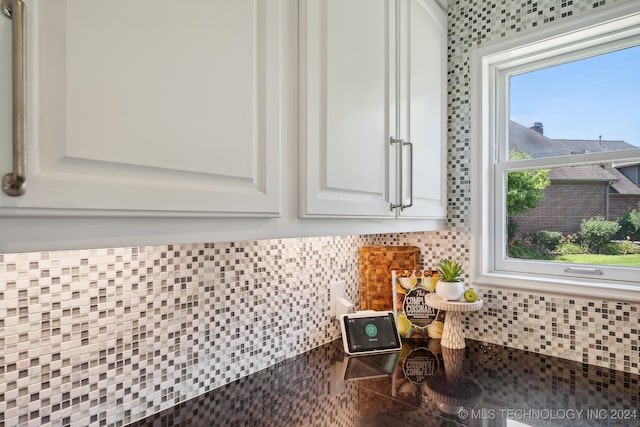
[473,271,640,302]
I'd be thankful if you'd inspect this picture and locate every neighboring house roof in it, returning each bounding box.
[509,121,636,157]
[605,165,640,195]
[549,165,617,182]
[509,120,640,194]
[509,121,573,157]
[612,160,640,168]
[551,138,635,154]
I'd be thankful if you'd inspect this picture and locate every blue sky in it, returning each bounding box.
[510,44,640,147]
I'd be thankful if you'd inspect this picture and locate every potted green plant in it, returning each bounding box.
[435,258,465,301]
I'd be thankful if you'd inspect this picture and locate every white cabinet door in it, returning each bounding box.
[0,0,282,217]
[299,0,397,218]
[299,0,446,220]
[397,0,447,219]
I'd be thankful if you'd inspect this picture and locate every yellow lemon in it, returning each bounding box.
[427,320,444,339]
[464,288,479,302]
[397,313,413,338]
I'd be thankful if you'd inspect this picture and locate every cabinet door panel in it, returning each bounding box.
[398,0,446,218]
[0,0,281,216]
[299,0,396,217]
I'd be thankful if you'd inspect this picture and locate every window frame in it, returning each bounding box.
[471,2,640,302]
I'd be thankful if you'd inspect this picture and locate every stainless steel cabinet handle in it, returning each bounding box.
[389,138,414,211]
[390,137,403,210]
[2,0,27,197]
[401,140,413,210]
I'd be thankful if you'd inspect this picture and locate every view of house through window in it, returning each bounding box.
[507,45,640,268]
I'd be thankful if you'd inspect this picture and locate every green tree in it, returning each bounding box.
[580,217,620,253]
[615,207,640,241]
[507,151,551,241]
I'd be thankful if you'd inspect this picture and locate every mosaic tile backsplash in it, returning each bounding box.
[1,232,638,426]
[1,0,639,426]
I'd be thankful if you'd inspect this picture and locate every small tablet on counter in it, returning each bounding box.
[340,311,402,355]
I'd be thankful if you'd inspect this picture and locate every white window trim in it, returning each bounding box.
[471,2,640,302]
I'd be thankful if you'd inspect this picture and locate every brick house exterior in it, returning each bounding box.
[515,182,608,235]
[607,163,640,219]
[610,195,640,220]
[510,121,640,237]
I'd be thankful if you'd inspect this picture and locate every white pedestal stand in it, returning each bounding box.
[424,294,483,349]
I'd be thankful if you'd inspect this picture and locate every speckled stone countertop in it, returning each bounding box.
[127,339,639,426]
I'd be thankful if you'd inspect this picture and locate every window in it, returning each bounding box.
[472,4,640,300]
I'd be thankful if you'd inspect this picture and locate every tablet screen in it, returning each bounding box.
[342,312,402,354]
[343,351,400,381]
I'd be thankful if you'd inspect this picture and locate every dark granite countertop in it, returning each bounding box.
[128,339,639,426]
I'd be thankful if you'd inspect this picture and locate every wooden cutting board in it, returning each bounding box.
[359,246,421,311]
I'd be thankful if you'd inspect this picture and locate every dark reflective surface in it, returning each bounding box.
[128,339,639,426]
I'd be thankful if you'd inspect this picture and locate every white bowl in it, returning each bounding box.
[435,280,464,301]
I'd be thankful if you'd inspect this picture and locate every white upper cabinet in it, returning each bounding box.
[299,0,446,219]
[0,0,283,217]
[397,0,447,219]
[299,0,396,218]
[0,0,446,252]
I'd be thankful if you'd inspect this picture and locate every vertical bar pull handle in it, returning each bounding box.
[2,0,27,197]
[390,137,403,210]
[401,141,413,210]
